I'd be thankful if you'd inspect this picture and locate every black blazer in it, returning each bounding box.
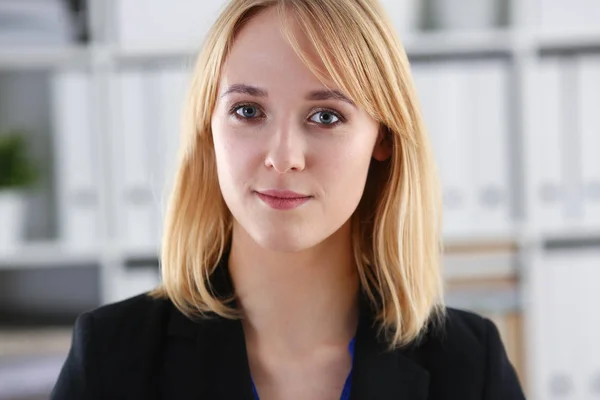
[51,272,526,399]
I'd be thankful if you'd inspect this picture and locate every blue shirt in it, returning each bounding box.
[252,337,356,400]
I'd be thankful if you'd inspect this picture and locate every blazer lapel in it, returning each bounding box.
[350,299,430,400]
[196,316,257,399]
[166,303,256,400]
[164,259,256,400]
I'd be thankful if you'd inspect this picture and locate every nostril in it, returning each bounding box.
[264,156,303,174]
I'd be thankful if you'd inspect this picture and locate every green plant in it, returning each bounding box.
[0,130,38,190]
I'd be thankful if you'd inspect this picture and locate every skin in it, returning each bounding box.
[211,6,391,400]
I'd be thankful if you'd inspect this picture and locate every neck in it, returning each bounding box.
[228,220,360,357]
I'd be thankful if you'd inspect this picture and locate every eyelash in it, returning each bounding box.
[229,103,346,127]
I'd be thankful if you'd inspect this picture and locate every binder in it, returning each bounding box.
[440,62,474,236]
[576,250,600,400]
[153,67,190,234]
[465,60,511,235]
[413,62,473,236]
[534,58,565,231]
[411,62,442,175]
[378,0,420,35]
[539,0,600,32]
[114,0,228,49]
[112,69,160,251]
[537,251,587,399]
[429,0,501,31]
[51,70,100,249]
[577,55,600,229]
[0,0,74,45]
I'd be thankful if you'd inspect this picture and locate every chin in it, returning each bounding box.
[252,230,319,253]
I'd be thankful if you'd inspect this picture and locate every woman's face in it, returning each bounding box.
[211,7,389,252]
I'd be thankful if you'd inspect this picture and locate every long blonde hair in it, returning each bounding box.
[151,0,445,348]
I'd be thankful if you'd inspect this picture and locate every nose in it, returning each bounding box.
[264,122,306,173]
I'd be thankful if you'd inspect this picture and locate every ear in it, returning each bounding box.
[372,126,393,161]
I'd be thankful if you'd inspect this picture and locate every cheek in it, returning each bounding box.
[318,136,376,199]
[212,126,261,188]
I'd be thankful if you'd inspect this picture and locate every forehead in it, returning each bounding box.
[220,7,333,90]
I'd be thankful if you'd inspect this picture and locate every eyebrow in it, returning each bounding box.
[306,89,355,106]
[221,84,267,98]
[221,83,355,106]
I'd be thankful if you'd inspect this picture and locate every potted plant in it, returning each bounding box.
[0,130,38,252]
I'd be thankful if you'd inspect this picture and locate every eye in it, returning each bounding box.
[309,110,341,125]
[233,104,263,119]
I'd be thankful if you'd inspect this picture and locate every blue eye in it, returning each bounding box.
[310,111,340,125]
[234,105,261,119]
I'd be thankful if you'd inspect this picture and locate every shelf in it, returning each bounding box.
[0,29,518,70]
[541,226,600,239]
[105,29,518,65]
[0,327,71,358]
[404,29,515,59]
[4,28,598,70]
[443,251,517,281]
[111,45,197,65]
[117,244,160,261]
[537,29,600,53]
[443,228,521,250]
[0,45,91,70]
[445,286,521,313]
[0,241,100,270]
[5,30,600,70]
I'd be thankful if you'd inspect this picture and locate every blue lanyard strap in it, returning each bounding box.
[340,336,356,400]
[252,337,356,400]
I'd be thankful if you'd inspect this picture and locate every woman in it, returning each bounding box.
[52,0,526,399]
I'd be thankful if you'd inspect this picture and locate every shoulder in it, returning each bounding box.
[85,292,170,329]
[73,293,174,360]
[410,307,525,399]
[438,306,495,347]
[51,293,173,399]
[74,293,170,345]
[413,307,493,374]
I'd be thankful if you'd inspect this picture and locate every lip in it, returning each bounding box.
[255,190,312,210]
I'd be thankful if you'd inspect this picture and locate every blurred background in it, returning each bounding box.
[0,0,599,399]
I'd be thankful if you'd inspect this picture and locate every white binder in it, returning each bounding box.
[153,67,190,234]
[411,62,442,177]
[539,0,600,32]
[577,55,600,229]
[466,60,511,235]
[537,250,584,399]
[114,0,229,49]
[50,70,100,249]
[576,250,600,400]
[112,69,159,251]
[413,62,473,237]
[0,0,74,45]
[534,58,565,231]
[440,63,474,236]
[378,0,420,35]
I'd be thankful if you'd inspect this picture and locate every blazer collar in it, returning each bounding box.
[349,296,430,399]
[166,262,430,399]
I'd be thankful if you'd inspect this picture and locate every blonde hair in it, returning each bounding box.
[151,0,445,348]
